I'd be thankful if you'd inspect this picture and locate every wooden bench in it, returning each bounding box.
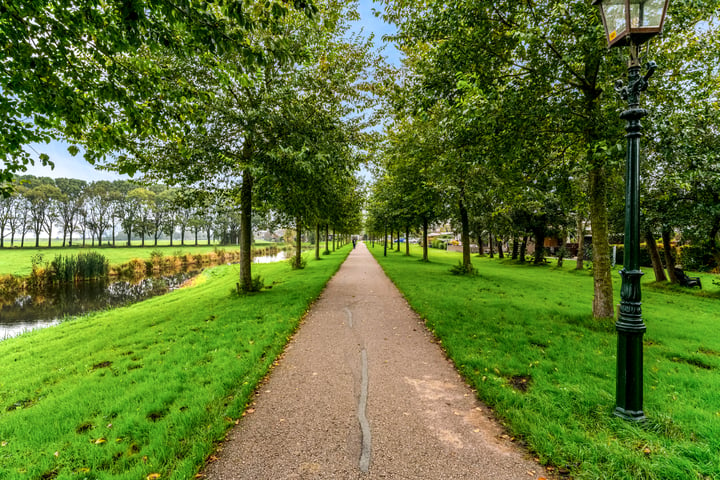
[674,267,702,288]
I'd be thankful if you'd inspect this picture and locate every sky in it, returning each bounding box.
[21,1,400,183]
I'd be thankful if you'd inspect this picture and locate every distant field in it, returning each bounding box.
[0,241,277,276]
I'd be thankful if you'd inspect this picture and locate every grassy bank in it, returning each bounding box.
[0,246,351,479]
[0,242,283,277]
[370,244,720,480]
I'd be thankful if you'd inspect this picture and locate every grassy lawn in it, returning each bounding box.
[0,241,281,277]
[0,246,351,479]
[370,244,720,480]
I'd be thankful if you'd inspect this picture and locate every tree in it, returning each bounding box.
[24,180,61,247]
[104,1,375,290]
[84,181,115,246]
[126,187,155,247]
[0,0,319,196]
[54,178,87,246]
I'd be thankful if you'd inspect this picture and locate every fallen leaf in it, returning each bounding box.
[1,441,7,447]
[54,451,59,457]
[94,438,106,444]
[147,474,161,480]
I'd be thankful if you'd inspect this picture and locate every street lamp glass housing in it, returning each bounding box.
[593,0,669,47]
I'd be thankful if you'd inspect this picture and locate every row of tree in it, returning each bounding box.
[367,1,720,318]
[2,1,374,291]
[0,176,256,248]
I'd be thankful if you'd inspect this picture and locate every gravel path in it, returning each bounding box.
[202,242,549,479]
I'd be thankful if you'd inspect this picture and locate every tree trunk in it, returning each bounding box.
[405,225,410,255]
[519,235,528,263]
[576,217,585,270]
[477,234,484,257]
[384,225,387,257]
[512,236,519,260]
[325,224,329,254]
[239,168,254,291]
[47,225,52,247]
[489,233,494,258]
[332,228,336,251]
[533,228,545,264]
[662,226,678,284]
[422,217,429,262]
[459,198,471,269]
[645,228,666,282]
[585,78,614,318]
[295,219,303,268]
[315,223,320,260]
[498,237,504,259]
[588,166,614,318]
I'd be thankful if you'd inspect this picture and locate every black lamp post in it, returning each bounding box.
[592,0,669,422]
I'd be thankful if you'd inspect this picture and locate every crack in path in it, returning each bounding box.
[358,348,371,473]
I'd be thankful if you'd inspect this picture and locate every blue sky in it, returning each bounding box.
[23,1,399,182]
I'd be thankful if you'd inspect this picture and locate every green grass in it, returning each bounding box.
[370,244,720,480]
[0,246,351,479]
[0,242,281,277]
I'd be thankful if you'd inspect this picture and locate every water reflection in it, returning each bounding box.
[253,250,288,263]
[1,250,292,340]
[0,272,195,340]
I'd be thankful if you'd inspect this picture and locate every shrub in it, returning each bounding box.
[235,274,264,294]
[288,255,306,270]
[449,261,476,276]
[76,251,109,279]
[678,244,716,271]
[431,239,447,250]
[50,251,109,283]
[50,255,77,283]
